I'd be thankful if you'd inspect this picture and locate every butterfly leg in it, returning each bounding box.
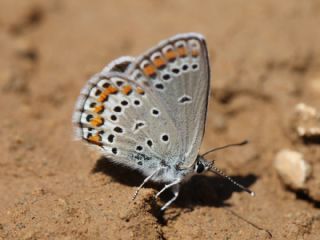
[155,179,181,198]
[132,167,163,201]
[160,184,180,211]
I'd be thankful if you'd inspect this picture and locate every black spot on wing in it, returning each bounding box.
[134,122,145,131]
[178,95,192,104]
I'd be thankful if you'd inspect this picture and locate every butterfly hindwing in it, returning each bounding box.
[73,71,180,176]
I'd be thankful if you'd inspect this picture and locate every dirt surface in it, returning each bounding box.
[1,0,320,239]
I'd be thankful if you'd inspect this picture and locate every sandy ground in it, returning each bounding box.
[1,0,320,239]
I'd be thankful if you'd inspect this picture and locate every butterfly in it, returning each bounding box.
[72,33,254,210]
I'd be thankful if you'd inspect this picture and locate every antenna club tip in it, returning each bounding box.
[250,191,256,197]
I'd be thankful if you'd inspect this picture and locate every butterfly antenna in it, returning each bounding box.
[209,165,255,196]
[201,140,249,157]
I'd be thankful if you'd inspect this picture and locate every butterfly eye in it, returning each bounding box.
[195,161,205,173]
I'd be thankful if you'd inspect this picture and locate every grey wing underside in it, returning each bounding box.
[72,70,180,177]
[125,33,211,167]
[72,33,210,177]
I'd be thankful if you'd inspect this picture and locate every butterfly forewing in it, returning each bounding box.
[126,33,210,167]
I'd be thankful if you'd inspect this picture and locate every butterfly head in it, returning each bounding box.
[194,156,213,174]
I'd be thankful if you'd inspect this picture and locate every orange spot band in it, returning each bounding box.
[88,134,102,145]
[93,105,104,113]
[143,64,156,77]
[136,87,145,95]
[98,86,118,102]
[90,117,104,127]
[122,85,132,95]
[191,49,199,57]
[153,57,166,69]
[164,49,176,61]
[178,46,187,57]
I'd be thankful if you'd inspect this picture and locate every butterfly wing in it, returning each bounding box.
[125,33,210,167]
[101,56,135,74]
[73,70,182,177]
[73,33,210,178]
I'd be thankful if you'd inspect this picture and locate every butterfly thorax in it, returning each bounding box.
[147,155,212,183]
[149,160,194,183]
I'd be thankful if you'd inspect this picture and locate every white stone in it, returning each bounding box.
[274,149,312,189]
[295,103,317,117]
[293,103,320,138]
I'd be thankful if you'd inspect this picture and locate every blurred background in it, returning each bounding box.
[0,0,320,239]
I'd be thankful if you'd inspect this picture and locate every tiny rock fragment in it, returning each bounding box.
[292,103,320,141]
[274,149,312,189]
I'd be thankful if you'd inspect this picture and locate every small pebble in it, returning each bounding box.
[274,149,311,189]
[292,103,320,140]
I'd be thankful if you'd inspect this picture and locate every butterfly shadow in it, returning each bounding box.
[92,156,257,212]
[92,156,154,187]
[165,173,257,208]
